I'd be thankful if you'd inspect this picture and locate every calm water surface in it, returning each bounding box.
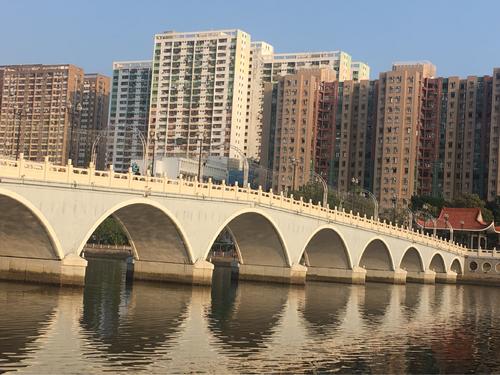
[1,258,500,374]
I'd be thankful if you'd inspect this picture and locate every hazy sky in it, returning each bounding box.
[1,0,499,78]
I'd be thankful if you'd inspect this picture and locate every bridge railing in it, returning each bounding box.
[0,155,467,256]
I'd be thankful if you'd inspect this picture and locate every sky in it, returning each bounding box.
[1,0,499,79]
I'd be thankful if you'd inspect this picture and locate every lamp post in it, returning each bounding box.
[312,171,328,207]
[290,157,299,192]
[230,145,249,186]
[391,195,397,224]
[197,131,204,183]
[351,177,359,214]
[444,213,454,242]
[358,188,379,220]
[148,130,159,177]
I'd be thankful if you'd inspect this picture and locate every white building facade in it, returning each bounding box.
[106,60,152,172]
[148,29,251,162]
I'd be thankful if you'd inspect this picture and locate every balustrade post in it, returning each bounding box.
[66,159,73,183]
[88,162,95,185]
[43,156,49,180]
[257,185,262,203]
[208,178,213,197]
[17,153,26,178]
[221,179,226,199]
[280,191,284,207]
[178,174,184,194]
[234,181,239,199]
[108,165,114,187]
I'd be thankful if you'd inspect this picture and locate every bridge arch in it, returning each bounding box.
[450,258,463,274]
[205,208,290,267]
[78,198,195,264]
[399,247,424,272]
[358,238,394,271]
[429,253,446,273]
[0,188,64,260]
[300,226,352,269]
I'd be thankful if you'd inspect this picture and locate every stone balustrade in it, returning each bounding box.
[0,155,466,257]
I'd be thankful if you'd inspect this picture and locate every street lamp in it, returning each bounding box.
[148,130,159,176]
[312,171,328,207]
[230,145,249,187]
[290,157,299,191]
[358,188,379,220]
[351,177,359,214]
[443,213,454,242]
[197,131,205,183]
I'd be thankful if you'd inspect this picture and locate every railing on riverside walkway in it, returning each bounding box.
[467,248,500,258]
[0,155,467,257]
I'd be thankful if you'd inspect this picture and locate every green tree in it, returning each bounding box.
[90,216,129,245]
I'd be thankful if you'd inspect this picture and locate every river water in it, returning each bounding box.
[1,258,500,374]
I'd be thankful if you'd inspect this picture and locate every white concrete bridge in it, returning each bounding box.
[0,155,466,286]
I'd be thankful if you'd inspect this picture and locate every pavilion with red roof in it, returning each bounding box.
[415,207,500,250]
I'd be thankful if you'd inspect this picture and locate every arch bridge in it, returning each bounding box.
[0,156,466,286]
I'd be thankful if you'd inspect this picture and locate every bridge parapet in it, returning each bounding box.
[0,156,466,259]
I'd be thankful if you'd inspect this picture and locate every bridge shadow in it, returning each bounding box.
[300,282,351,336]
[79,258,191,370]
[207,267,288,355]
[0,282,59,370]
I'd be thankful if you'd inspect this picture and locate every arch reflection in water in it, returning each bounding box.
[80,258,191,369]
[0,282,58,371]
[300,282,351,335]
[207,268,288,354]
[359,283,393,325]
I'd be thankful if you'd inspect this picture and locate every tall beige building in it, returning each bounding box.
[246,50,364,161]
[373,62,436,209]
[488,68,500,201]
[271,68,336,192]
[244,42,274,159]
[74,73,110,168]
[351,62,370,81]
[0,64,84,165]
[148,29,251,164]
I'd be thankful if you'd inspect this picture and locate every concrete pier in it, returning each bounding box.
[306,266,366,284]
[365,268,407,284]
[133,259,214,285]
[435,271,457,284]
[406,270,436,284]
[0,254,87,286]
[237,263,307,284]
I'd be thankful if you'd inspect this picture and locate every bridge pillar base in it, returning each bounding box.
[365,268,407,284]
[133,259,214,285]
[306,266,366,284]
[0,254,87,286]
[435,271,457,284]
[237,264,307,285]
[406,270,436,284]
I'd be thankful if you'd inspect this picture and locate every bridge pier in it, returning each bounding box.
[406,270,436,284]
[237,263,307,284]
[306,266,366,284]
[133,259,214,285]
[435,271,457,284]
[0,254,87,286]
[365,268,407,284]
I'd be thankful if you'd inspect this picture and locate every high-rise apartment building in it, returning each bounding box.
[333,79,378,192]
[373,62,436,208]
[244,41,274,160]
[106,61,151,172]
[74,73,110,168]
[351,62,370,81]
[0,64,84,165]
[246,50,366,162]
[270,68,336,192]
[488,68,500,201]
[148,29,251,165]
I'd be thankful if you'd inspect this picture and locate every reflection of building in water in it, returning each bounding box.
[0,283,58,369]
[80,259,191,370]
[208,268,287,353]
